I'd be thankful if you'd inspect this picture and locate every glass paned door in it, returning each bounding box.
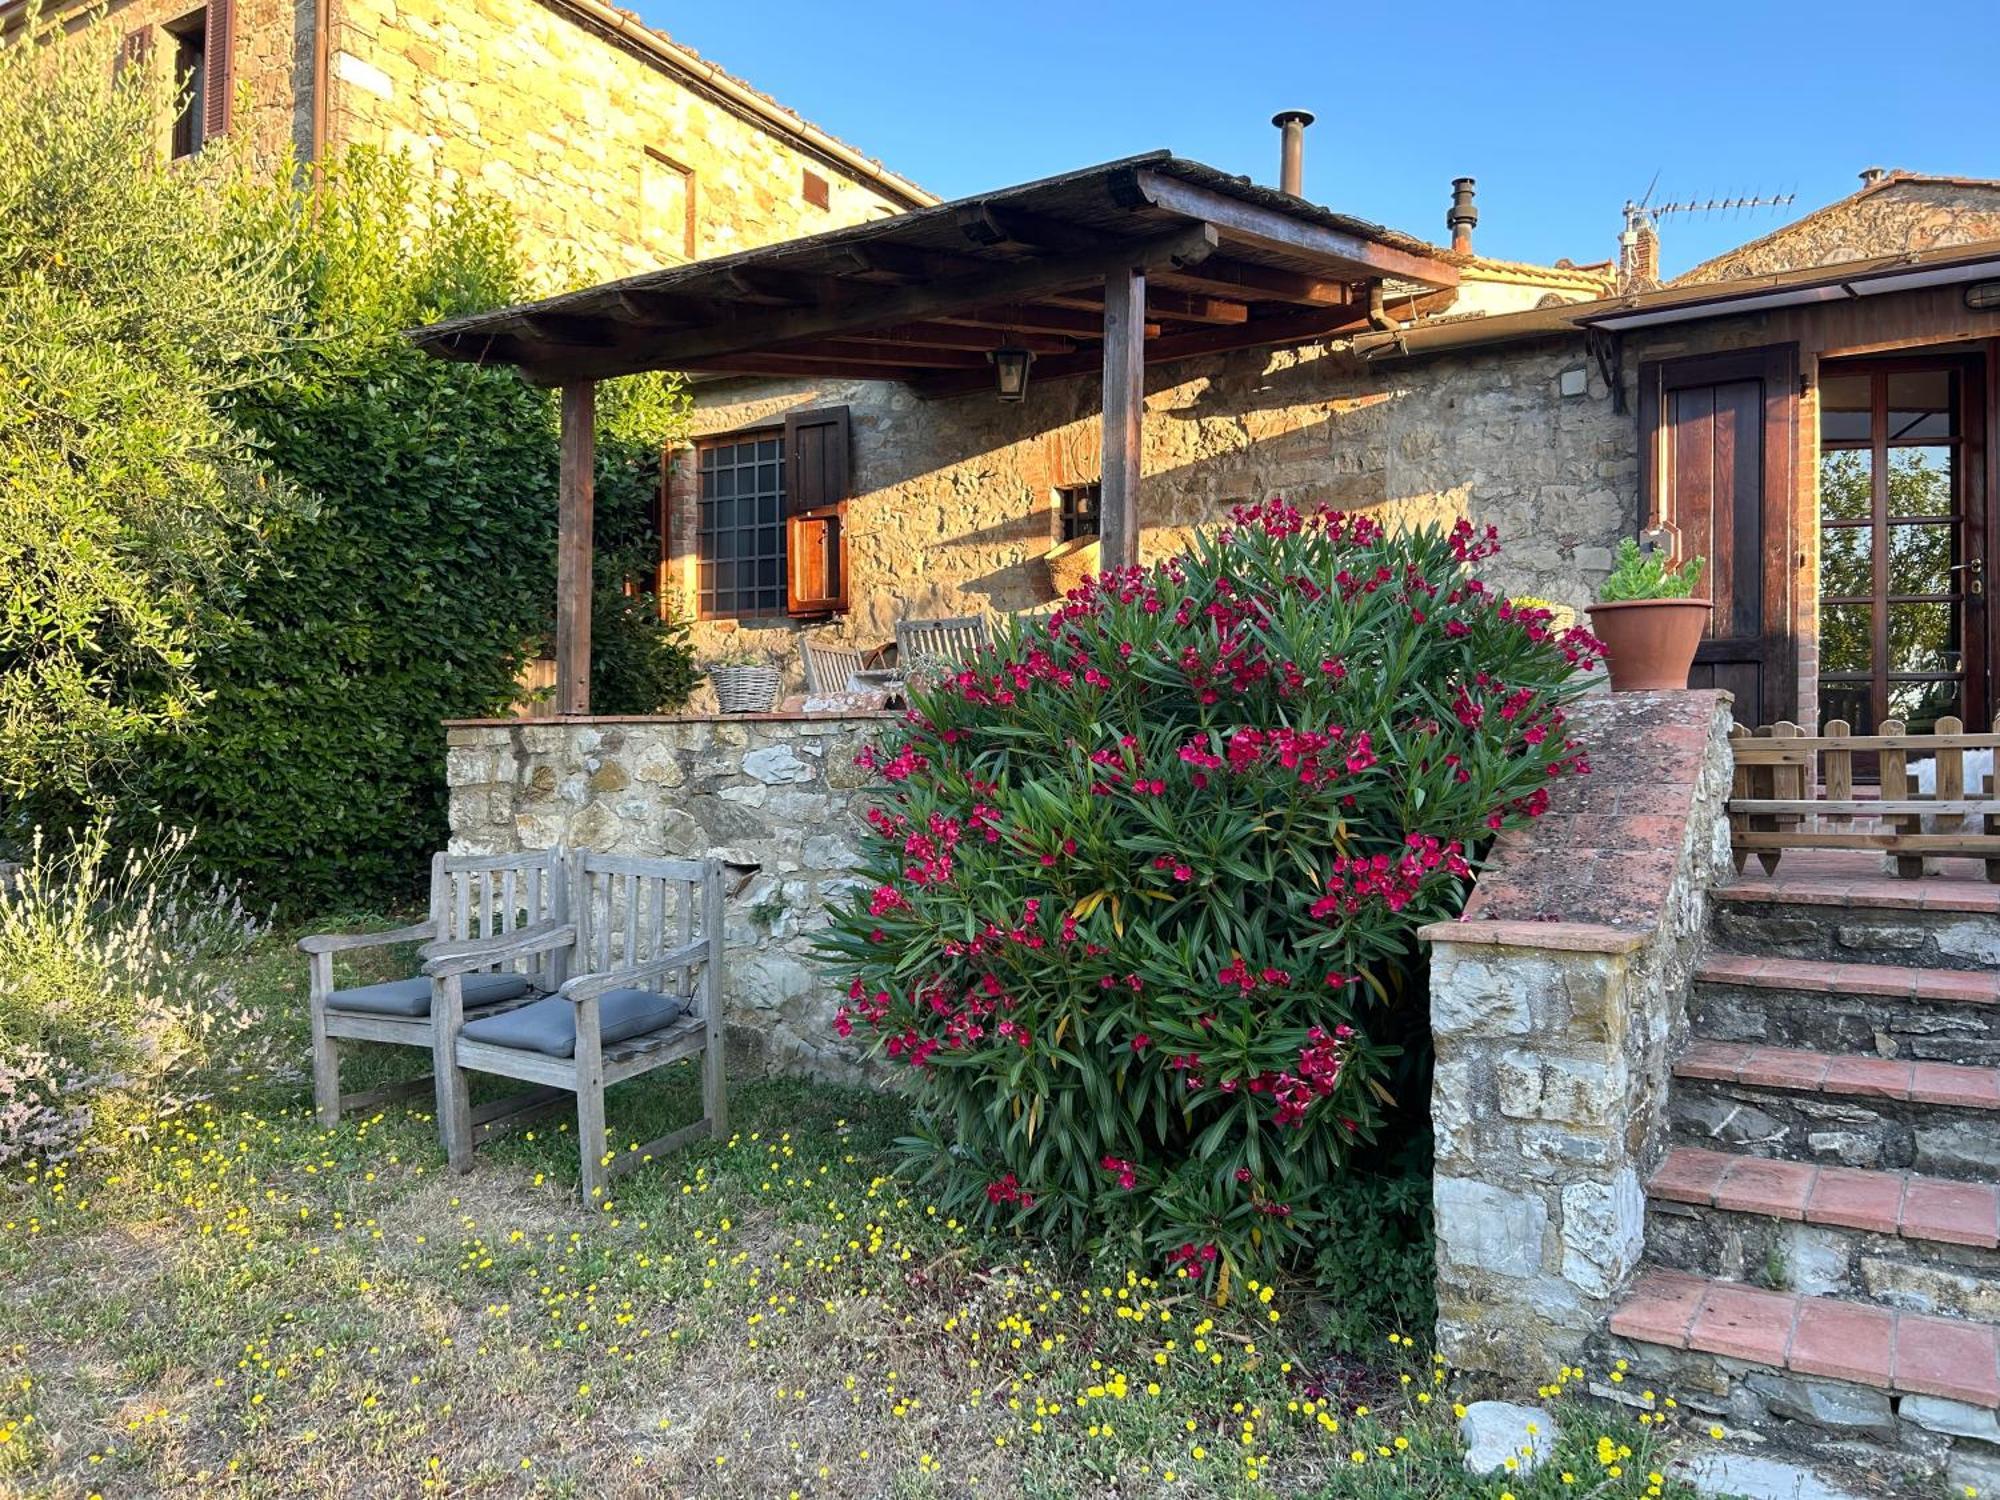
[1817,361,1985,733]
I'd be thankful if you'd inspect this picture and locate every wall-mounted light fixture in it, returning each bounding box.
[1966,280,2000,311]
[989,347,1035,402]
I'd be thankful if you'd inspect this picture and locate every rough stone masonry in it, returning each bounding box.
[1419,690,1736,1381]
[444,712,890,1079]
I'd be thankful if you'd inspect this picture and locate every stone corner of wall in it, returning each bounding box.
[1428,687,1736,1382]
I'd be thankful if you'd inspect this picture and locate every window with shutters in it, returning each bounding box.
[161,0,230,157]
[165,11,207,158]
[688,408,850,620]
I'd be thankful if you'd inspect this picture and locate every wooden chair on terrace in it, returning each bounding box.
[426,851,725,1201]
[894,614,990,670]
[301,849,568,1128]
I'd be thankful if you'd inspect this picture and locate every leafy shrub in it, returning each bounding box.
[818,502,1601,1289]
[1598,538,1705,601]
[130,151,695,909]
[0,828,269,1164]
[0,15,298,804]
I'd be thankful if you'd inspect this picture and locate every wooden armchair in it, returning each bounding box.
[802,637,869,695]
[301,849,567,1128]
[895,613,990,668]
[427,851,725,1201]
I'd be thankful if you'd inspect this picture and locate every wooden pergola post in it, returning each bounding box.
[1099,265,1145,570]
[555,380,596,716]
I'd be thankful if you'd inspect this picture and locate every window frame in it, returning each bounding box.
[694,431,791,621]
[165,10,206,160]
[1056,481,1102,543]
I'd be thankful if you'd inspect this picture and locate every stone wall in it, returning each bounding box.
[1419,689,1735,1381]
[1676,176,2000,285]
[443,712,888,1078]
[325,0,919,282]
[671,332,1632,680]
[66,0,314,168]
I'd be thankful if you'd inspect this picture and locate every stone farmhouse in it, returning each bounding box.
[10,0,933,279]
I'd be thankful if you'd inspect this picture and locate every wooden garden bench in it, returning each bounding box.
[426,850,725,1201]
[301,849,568,1128]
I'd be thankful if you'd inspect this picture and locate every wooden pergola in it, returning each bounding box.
[412,153,1459,714]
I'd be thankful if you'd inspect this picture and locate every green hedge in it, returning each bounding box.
[129,153,694,912]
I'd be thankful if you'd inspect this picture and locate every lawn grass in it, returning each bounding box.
[0,920,1710,1498]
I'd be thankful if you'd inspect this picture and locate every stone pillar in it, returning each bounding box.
[1420,690,1735,1380]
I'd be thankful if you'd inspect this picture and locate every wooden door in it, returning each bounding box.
[1640,345,1799,723]
[1816,355,1988,734]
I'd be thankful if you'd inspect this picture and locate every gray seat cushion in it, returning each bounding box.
[459,989,686,1059]
[329,971,532,1019]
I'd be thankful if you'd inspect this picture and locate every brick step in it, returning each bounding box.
[1644,1147,2000,1322]
[1691,954,2000,1066]
[1600,1272,2000,1416]
[1711,882,2000,971]
[1669,1043,2000,1182]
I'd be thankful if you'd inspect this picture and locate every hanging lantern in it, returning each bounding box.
[989,347,1035,403]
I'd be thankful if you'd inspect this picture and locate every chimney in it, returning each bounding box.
[1446,177,1478,255]
[1859,165,1887,187]
[1619,219,1661,292]
[1272,110,1314,197]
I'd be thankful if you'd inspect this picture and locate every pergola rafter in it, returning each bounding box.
[409,151,1460,715]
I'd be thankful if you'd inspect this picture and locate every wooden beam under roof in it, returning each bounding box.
[835,322,1076,354]
[1127,169,1459,288]
[911,304,1376,400]
[480,225,1220,385]
[1152,257,1357,307]
[931,303,1162,339]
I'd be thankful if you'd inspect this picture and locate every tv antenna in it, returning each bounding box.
[1623,178,1796,236]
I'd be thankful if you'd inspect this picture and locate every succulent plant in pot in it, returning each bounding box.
[1587,538,1710,692]
[706,647,782,714]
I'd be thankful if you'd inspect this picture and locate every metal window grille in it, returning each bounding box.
[1058,482,1101,542]
[697,436,787,618]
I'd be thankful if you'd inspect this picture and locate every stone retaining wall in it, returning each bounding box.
[443,712,889,1079]
[1420,690,1735,1381]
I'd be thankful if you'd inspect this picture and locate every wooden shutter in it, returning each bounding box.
[203,0,234,141]
[784,406,851,616]
[1638,344,1799,722]
[115,26,153,79]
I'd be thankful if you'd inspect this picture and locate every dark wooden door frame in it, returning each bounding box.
[1637,343,1800,726]
[1814,350,1990,733]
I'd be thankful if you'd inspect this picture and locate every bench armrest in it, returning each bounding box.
[298,921,436,956]
[422,919,577,979]
[558,940,709,1004]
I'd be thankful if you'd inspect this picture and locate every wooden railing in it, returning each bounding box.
[1728,716,2000,880]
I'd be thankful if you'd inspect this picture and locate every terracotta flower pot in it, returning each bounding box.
[1586,598,1714,693]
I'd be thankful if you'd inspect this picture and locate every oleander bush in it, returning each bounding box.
[819,501,1603,1288]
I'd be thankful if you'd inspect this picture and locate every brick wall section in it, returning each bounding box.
[443,712,889,1079]
[1419,689,1735,1381]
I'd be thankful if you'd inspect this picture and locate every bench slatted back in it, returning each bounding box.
[803,639,867,695]
[434,849,567,986]
[895,614,989,668]
[572,851,718,1012]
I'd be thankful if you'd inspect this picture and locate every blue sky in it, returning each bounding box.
[647,0,1999,278]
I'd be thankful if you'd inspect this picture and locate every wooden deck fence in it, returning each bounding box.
[1728,716,2000,880]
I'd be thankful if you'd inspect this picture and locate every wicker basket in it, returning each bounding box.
[709,665,781,714]
[1043,537,1102,598]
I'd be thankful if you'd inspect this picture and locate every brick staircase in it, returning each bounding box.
[1599,861,2000,1492]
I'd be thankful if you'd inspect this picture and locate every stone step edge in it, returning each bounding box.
[1648,1145,2000,1249]
[1608,1269,2000,1408]
[1674,1041,2000,1110]
[1695,953,2000,1005]
[1711,876,2000,916]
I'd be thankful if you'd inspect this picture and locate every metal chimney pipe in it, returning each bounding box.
[1272,110,1314,197]
[1447,177,1478,255]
